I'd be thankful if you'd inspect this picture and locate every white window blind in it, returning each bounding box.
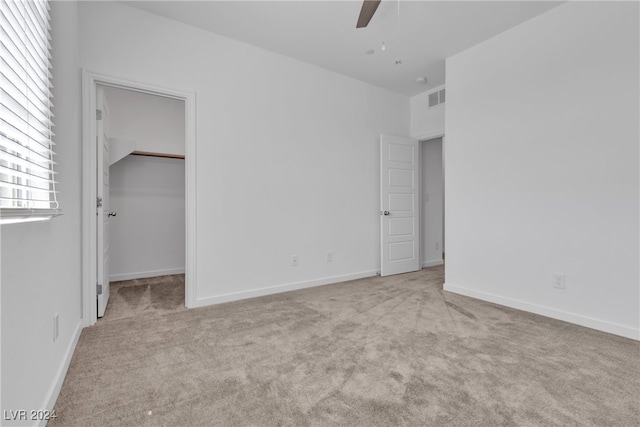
[0,0,59,222]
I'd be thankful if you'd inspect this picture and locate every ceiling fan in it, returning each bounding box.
[356,0,381,28]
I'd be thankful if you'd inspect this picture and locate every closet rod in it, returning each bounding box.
[130,151,185,160]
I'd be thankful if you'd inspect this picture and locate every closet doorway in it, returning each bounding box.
[420,136,445,268]
[82,72,196,327]
[99,85,186,321]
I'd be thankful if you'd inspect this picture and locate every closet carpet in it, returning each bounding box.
[51,266,639,426]
[100,274,186,323]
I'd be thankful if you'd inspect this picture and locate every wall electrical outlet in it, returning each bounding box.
[291,255,298,267]
[552,274,565,289]
[326,251,333,262]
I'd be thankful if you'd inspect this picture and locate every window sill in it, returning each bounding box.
[0,209,63,225]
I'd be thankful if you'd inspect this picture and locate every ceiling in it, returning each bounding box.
[124,1,563,97]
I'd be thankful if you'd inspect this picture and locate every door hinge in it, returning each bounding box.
[97,284,103,296]
[97,196,103,208]
[96,109,102,120]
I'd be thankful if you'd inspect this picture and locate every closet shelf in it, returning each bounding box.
[131,151,185,160]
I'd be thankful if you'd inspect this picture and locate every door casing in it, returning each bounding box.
[81,70,197,326]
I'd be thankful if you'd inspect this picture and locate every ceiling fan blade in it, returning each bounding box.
[356,0,381,28]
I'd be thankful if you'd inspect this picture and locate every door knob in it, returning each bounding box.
[383,211,390,216]
[108,211,117,217]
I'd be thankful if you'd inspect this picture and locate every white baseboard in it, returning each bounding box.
[110,268,185,282]
[192,270,378,308]
[443,283,639,341]
[422,259,444,268]
[40,320,83,426]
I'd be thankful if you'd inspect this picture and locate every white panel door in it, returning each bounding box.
[380,134,420,276]
[97,86,111,317]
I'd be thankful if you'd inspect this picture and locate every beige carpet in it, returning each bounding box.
[101,274,186,323]
[51,266,639,426]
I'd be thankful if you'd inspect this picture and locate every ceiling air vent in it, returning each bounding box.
[428,88,446,108]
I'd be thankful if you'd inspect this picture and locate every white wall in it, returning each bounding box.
[444,1,639,339]
[421,138,444,267]
[1,1,83,422]
[110,156,185,281]
[104,86,185,156]
[78,1,409,306]
[410,85,445,139]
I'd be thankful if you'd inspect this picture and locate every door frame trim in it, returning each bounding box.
[81,70,197,326]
